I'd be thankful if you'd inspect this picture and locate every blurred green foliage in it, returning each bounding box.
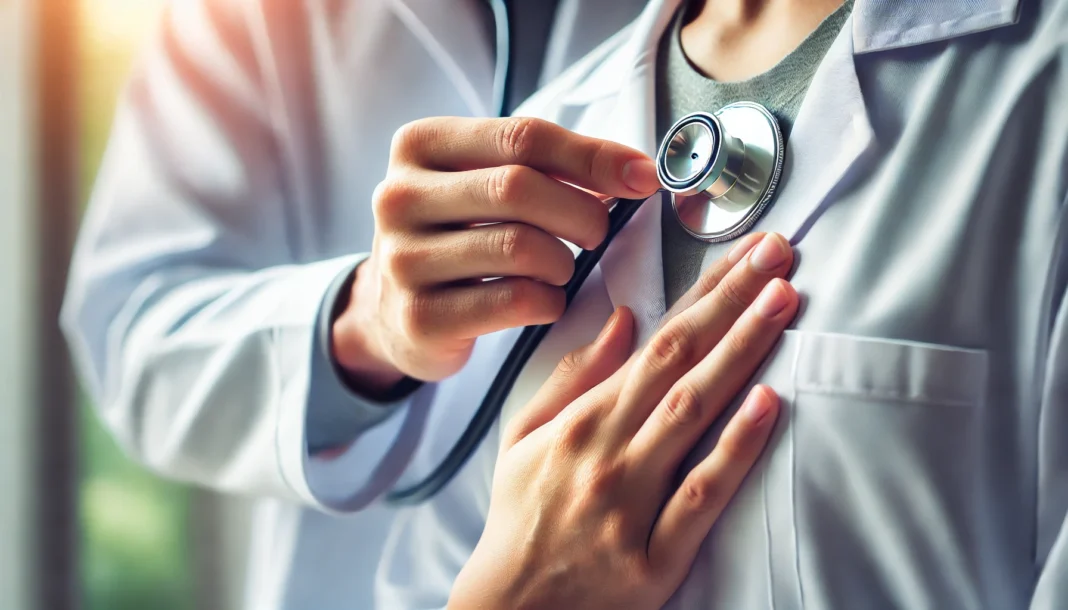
[78,3,195,609]
[80,404,193,610]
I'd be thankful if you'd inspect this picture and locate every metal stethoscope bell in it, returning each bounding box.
[656,102,785,243]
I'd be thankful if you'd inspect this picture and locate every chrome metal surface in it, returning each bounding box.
[656,102,784,243]
[663,120,716,186]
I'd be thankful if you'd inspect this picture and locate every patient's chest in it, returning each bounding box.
[664,125,1049,609]
[492,18,1065,608]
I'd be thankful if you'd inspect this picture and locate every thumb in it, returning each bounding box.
[501,307,635,449]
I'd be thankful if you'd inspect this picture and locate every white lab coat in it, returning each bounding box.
[59,0,646,608]
[377,0,1068,608]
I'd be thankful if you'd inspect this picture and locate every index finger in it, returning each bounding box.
[604,234,794,438]
[392,116,661,198]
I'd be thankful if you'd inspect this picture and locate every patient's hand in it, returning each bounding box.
[449,233,798,610]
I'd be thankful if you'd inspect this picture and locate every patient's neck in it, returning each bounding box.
[681,0,845,81]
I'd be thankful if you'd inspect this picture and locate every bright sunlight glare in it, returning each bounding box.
[82,0,167,47]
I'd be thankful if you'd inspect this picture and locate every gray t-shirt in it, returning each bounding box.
[657,1,853,307]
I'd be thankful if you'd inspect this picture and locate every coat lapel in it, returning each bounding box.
[388,0,496,116]
[579,0,682,344]
[760,0,1023,245]
[759,15,876,247]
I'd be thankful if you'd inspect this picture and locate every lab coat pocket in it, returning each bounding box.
[786,332,989,610]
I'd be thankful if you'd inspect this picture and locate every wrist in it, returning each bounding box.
[448,547,540,610]
[333,319,406,395]
[331,260,406,395]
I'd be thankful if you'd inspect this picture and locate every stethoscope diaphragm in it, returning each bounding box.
[656,102,784,242]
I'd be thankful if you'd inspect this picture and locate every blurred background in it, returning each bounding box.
[1,1,249,608]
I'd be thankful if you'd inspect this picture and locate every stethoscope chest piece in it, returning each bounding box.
[656,102,784,242]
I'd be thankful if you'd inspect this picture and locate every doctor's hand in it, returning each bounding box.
[332,117,661,392]
[449,233,798,610]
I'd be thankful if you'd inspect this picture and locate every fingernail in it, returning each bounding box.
[622,158,659,194]
[748,234,789,271]
[754,280,789,318]
[743,387,774,426]
[727,233,764,265]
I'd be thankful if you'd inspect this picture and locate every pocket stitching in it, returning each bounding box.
[792,331,989,408]
[795,385,977,408]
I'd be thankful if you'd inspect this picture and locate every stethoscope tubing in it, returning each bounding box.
[487,0,513,118]
[385,195,648,505]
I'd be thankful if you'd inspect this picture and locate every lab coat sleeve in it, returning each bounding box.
[60,0,425,511]
[1029,208,1068,608]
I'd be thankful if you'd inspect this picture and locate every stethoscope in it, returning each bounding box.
[385,101,786,505]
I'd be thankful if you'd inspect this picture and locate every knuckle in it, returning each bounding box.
[718,276,754,313]
[555,410,598,451]
[718,406,771,461]
[643,321,697,373]
[496,117,540,165]
[490,165,532,208]
[390,119,429,157]
[578,459,625,497]
[680,475,723,514]
[722,327,756,358]
[694,264,724,296]
[659,383,704,428]
[371,178,417,224]
[556,347,587,377]
[495,278,529,311]
[495,224,528,267]
[715,431,750,464]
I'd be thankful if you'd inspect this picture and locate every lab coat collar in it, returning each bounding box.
[852,0,1023,54]
[388,0,496,117]
[560,0,1023,105]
